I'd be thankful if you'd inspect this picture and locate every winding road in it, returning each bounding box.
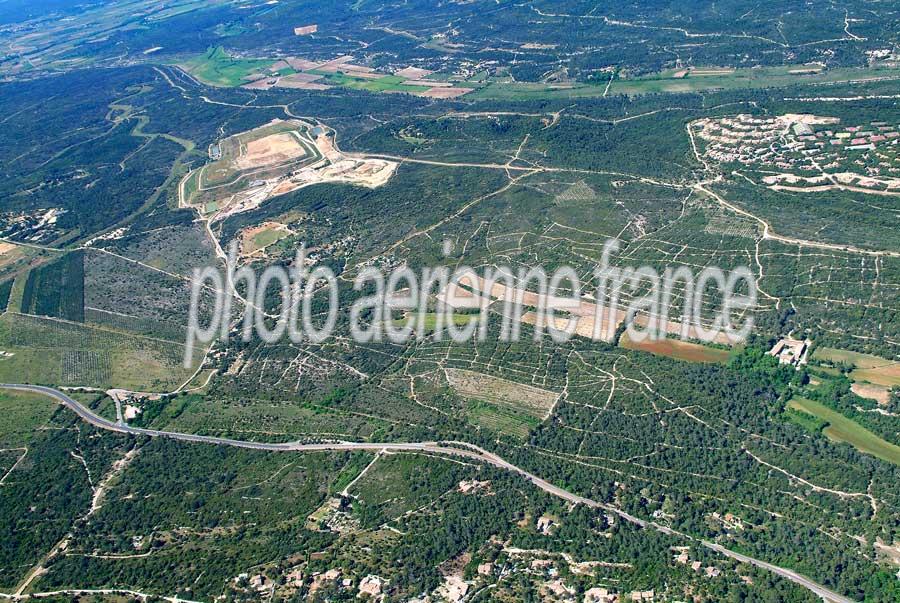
[0,384,855,603]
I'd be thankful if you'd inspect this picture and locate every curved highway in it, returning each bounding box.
[1,384,854,603]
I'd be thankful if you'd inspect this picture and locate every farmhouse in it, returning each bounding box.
[769,337,811,367]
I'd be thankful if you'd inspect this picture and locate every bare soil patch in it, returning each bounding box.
[396,67,433,79]
[241,221,292,256]
[278,72,322,84]
[620,332,729,363]
[446,368,558,419]
[286,57,321,71]
[0,242,23,269]
[236,133,305,170]
[276,78,331,90]
[419,87,474,99]
[443,272,734,345]
[851,382,891,406]
[317,56,354,72]
[242,79,276,90]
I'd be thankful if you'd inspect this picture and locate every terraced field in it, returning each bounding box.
[0,313,200,390]
[788,397,900,465]
[813,347,900,388]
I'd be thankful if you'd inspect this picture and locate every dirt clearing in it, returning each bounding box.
[0,242,24,269]
[396,67,433,79]
[853,365,900,388]
[276,77,331,90]
[236,133,305,170]
[419,87,474,99]
[851,382,891,405]
[286,57,321,71]
[241,222,292,256]
[620,332,729,363]
[278,72,322,84]
[446,368,559,420]
[441,271,735,345]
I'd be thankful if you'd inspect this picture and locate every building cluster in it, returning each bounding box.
[582,587,656,602]
[768,337,811,368]
[692,114,900,188]
[0,208,65,244]
[826,121,900,151]
[710,511,745,531]
[672,546,722,579]
[266,567,386,600]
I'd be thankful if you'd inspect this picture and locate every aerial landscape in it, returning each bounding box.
[1,1,900,601]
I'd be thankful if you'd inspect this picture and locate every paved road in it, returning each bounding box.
[1,384,855,603]
[702,542,853,603]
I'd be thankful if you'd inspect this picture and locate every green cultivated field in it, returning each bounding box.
[788,397,900,466]
[465,399,538,439]
[178,46,275,87]
[0,313,200,390]
[415,312,479,332]
[813,347,900,387]
[153,395,386,441]
[251,227,290,250]
[784,406,828,434]
[19,251,85,322]
[0,279,12,312]
[314,71,428,93]
[813,347,893,367]
[471,65,900,100]
[0,390,59,447]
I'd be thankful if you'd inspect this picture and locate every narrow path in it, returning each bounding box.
[685,122,900,258]
[12,447,140,596]
[744,448,879,505]
[0,588,202,603]
[695,180,900,258]
[0,448,27,486]
[340,450,382,497]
